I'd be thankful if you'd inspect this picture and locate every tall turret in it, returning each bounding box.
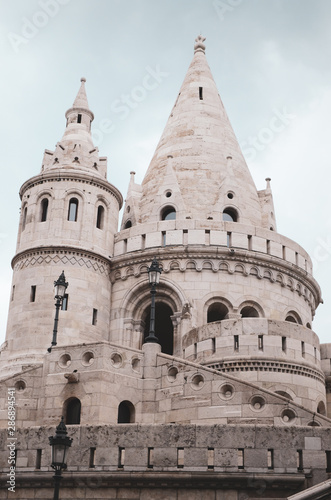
[3,79,122,374]
[113,37,324,414]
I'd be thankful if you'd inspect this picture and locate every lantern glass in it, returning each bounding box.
[55,283,66,298]
[51,442,67,467]
[148,269,160,285]
[148,258,162,285]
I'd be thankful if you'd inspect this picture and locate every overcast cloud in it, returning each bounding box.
[0,0,330,344]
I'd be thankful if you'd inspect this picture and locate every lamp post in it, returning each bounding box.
[47,271,68,353]
[49,417,72,500]
[144,257,162,344]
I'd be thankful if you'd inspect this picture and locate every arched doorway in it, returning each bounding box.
[64,397,81,425]
[118,401,135,423]
[143,302,174,355]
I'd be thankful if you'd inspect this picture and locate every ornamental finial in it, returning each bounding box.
[194,35,206,54]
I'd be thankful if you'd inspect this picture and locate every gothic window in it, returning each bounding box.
[124,220,132,229]
[117,401,135,423]
[68,198,78,221]
[222,208,238,222]
[207,303,228,323]
[96,205,105,229]
[161,206,176,221]
[64,397,81,425]
[40,198,49,222]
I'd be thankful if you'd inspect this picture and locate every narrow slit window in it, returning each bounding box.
[326,451,331,473]
[212,337,216,354]
[68,198,78,222]
[268,449,274,469]
[92,308,98,326]
[118,447,125,469]
[194,342,197,359]
[96,205,105,229]
[177,448,184,468]
[238,449,244,469]
[199,87,203,100]
[61,294,68,311]
[207,448,214,470]
[282,336,287,352]
[234,335,239,351]
[227,232,232,248]
[162,231,166,246]
[247,235,252,251]
[77,114,82,123]
[89,447,96,468]
[11,285,15,301]
[301,341,305,357]
[35,449,42,470]
[22,207,27,230]
[41,198,49,222]
[297,449,303,470]
[266,239,270,254]
[282,245,286,259]
[30,285,36,303]
[258,335,263,350]
[148,447,154,469]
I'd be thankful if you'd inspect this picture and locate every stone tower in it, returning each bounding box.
[2,78,122,374]
[1,37,331,499]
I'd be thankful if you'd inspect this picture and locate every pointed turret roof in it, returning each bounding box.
[72,77,90,110]
[41,78,106,179]
[139,36,263,227]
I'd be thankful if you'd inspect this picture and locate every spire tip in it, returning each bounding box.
[194,35,206,54]
[80,77,86,83]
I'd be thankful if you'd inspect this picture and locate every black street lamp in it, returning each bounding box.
[144,257,162,344]
[47,271,68,353]
[49,417,73,500]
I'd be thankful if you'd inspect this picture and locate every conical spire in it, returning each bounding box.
[72,77,90,110]
[41,78,107,179]
[139,36,264,227]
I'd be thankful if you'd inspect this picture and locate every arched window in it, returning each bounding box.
[64,397,81,425]
[117,401,135,423]
[241,306,259,318]
[285,311,302,325]
[22,206,27,231]
[68,198,78,222]
[161,206,176,221]
[40,198,49,222]
[144,302,174,355]
[222,208,238,222]
[207,303,228,323]
[124,220,132,229]
[96,205,105,229]
[317,401,326,415]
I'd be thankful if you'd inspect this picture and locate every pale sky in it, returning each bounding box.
[1,0,330,345]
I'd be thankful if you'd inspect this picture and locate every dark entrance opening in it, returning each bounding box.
[144,303,174,355]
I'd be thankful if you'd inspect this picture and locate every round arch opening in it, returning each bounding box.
[118,401,135,423]
[143,302,174,355]
[207,302,229,323]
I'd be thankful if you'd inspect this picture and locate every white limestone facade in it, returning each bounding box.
[0,36,331,499]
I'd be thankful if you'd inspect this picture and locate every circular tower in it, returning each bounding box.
[110,37,325,416]
[3,78,122,372]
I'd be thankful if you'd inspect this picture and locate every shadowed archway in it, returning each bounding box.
[143,302,174,355]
